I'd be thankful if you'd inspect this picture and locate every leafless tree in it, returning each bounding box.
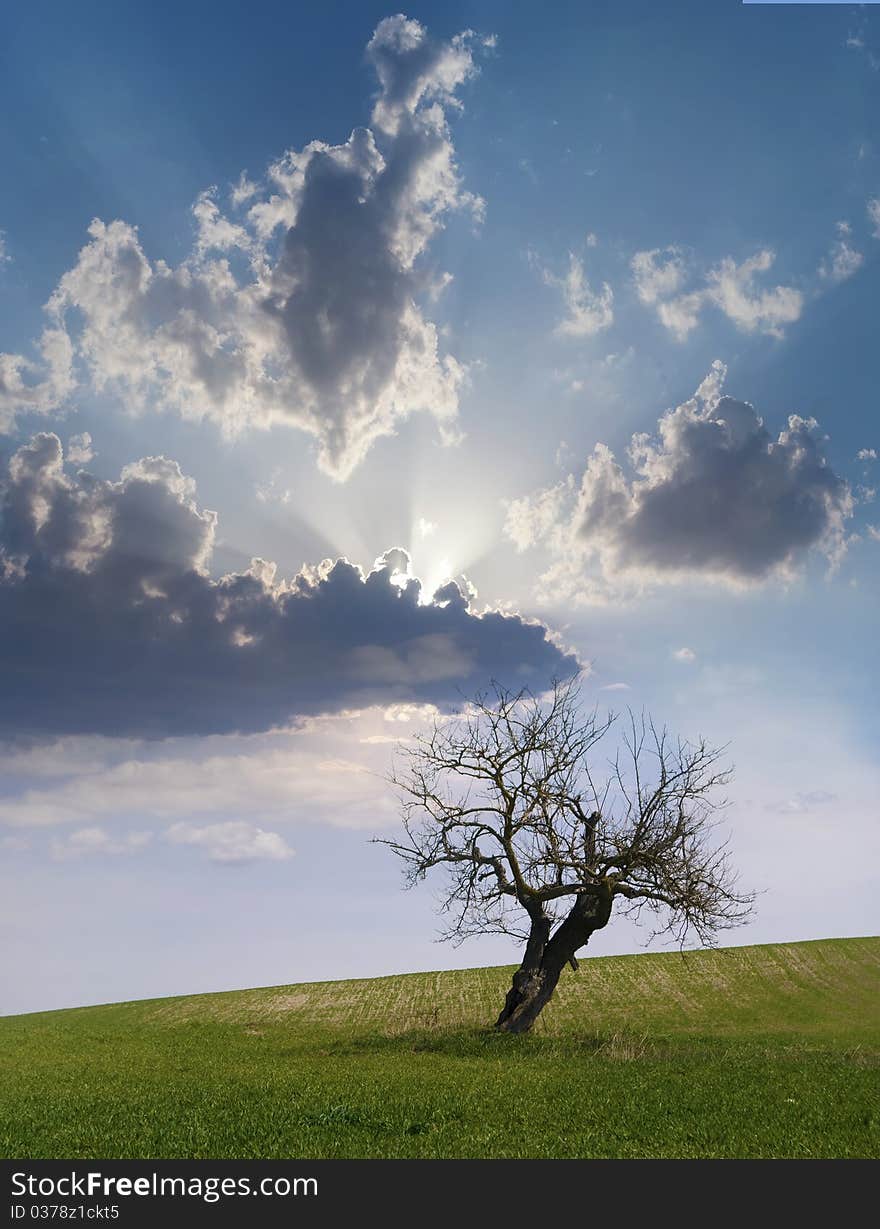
[377,678,754,1033]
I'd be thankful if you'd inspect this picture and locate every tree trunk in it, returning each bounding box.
[495,886,613,1034]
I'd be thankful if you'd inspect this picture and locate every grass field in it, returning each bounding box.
[1,937,878,1159]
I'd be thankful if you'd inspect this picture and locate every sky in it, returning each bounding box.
[1,0,878,1016]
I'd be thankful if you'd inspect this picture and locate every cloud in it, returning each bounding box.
[846,26,880,72]
[191,189,254,258]
[869,198,880,239]
[0,328,74,434]
[504,362,853,600]
[766,790,838,816]
[45,817,294,865]
[0,706,429,834]
[7,16,489,479]
[819,223,863,284]
[49,826,152,860]
[633,247,803,340]
[857,448,877,462]
[254,469,292,506]
[672,647,696,663]
[541,253,613,337]
[689,251,802,338]
[66,432,95,465]
[630,247,687,306]
[166,821,294,863]
[0,433,577,739]
[0,231,8,263]
[0,834,30,852]
[504,476,573,553]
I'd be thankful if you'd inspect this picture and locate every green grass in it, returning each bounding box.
[2,937,878,1159]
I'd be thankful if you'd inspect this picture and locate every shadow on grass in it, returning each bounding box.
[295,1025,880,1067]
[315,1025,663,1062]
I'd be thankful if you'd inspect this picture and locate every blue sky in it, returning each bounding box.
[1,1,878,1014]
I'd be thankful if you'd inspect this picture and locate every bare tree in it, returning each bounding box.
[377,678,754,1034]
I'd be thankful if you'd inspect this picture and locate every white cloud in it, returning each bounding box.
[50,826,152,860]
[0,231,8,263]
[0,834,30,852]
[166,821,294,863]
[630,246,687,305]
[0,742,384,832]
[703,251,803,338]
[635,248,803,341]
[0,328,74,433]
[655,290,705,342]
[66,432,95,465]
[819,223,864,284]
[230,173,259,208]
[192,189,254,257]
[0,706,437,837]
[254,468,292,506]
[857,448,877,462]
[504,477,573,552]
[847,28,880,72]
[8,17,490,479]
[869,197,880,239]
[672,647,696,663]
[766,790,838,816]
[542,253,613,337]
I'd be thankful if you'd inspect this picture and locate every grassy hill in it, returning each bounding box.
[2,937,878,1159]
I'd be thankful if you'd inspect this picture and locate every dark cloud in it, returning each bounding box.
[506,363,853,598]
[0,435,576,739]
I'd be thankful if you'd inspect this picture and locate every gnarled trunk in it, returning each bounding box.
[495,886,613,1034]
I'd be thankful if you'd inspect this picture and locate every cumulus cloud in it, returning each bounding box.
[504,362,854,600]
[6,16,488,478]
[0,433,576,738]
[672,647,696,663]
[166,821,294,863]
[66,432,95,465]
[857,448,877,462]
[0,328,74,433]
[632,247,803,340]
[0,231,8,262]
[541,252,613,337]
